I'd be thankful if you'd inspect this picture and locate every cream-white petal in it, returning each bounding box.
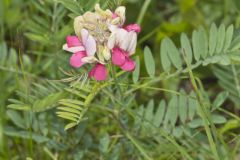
[107,33,116,49]
[62,44,85,53]
[74,16,84,37]
[127,32,137,55]
[115,6,126,25]
[81,56,97,63]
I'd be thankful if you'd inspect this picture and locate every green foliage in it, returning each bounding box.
[57,81,106,130]
[135,90,227,138]
[212,91,229,111]
[25,0,71,47]
[160,24,240,72]
[57,0,84,15]
[212,65,240,106]
[8,80,66,112]
[58,0,121,15]
[132,56,140,83]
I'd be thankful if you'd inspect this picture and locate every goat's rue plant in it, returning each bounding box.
[56,3,142,130]
[6,1,240,160]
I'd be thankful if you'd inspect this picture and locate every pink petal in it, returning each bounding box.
[70,51,87,68]
[66,36,83,47]
[89,64,108,81]
[125,24,141,33]
[88,66,96,78]
[120,57,135,71]
[112,13,118,19]
[112,47,127,66]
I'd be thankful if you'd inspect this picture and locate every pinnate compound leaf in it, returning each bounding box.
[160,24,240,73]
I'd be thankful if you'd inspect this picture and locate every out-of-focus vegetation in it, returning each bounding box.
[1,0,240,159]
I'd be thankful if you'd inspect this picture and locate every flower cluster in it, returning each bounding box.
[63,4,141,81]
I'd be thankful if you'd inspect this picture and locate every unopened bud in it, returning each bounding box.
[103,46,111,61]
[115,6,126,25]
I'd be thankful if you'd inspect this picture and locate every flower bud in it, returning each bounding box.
[95,3,112,18]
[103,46,111,61]
[115,6,126,25]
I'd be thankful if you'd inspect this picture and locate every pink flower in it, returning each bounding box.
[112,47,135,71]
[63,36,85,53]
[63,29,97,68]
[125,24,141,33]
[69,51,87,68]
[108,27,137,55]
[89,63,108,81]
[108,24,141,71]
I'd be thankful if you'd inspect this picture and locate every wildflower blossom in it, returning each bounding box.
[108,24,141,71]
[63,4,141,81]
[63,29,97,68]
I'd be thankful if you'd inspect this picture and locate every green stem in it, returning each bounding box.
[137,0,152,25]
[218,108,240,121]
[109,69,153,159]
[125,131,153,160]
[183,52,220,160]
[111,64,124,98]
[124,107,194,160]
[138,27,159,45]
[80,82,109,120]
[96,81,192,159]
[112,110,153,160]
[126,70,182,94]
